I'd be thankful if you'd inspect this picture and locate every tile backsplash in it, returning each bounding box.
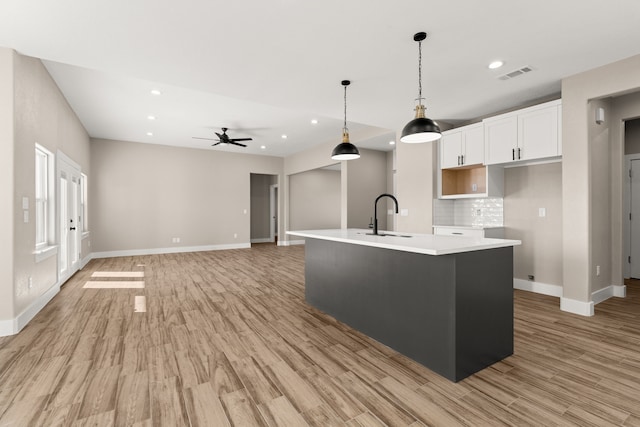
[433,198,503,227]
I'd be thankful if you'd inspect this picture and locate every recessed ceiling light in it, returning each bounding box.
[311,119,318,124]
[488,60,504,69]
[389,140,396,145]
[147,115,156,120]
[150,89,162,95]
[260,145,266,150]
[281,134,288,139]
[146,132,153,136]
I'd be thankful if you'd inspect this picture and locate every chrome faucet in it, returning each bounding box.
[373,193,399,235]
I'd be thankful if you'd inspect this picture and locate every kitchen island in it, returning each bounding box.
[286,229,521,382]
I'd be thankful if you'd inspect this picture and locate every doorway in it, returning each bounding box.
[250,173,278,244]
[270,184,278,243]
[57,152,82,283]
[629,157,640,278]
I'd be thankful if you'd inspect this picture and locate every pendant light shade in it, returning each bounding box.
[331,80,360,160]
[400,32,441,143]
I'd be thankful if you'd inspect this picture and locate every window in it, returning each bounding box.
[81,173,88,233]
[35,144,54,250]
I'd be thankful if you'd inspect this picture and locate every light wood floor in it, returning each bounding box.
[1,244,640,426]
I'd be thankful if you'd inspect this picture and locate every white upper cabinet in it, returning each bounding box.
[440,123,484,169]
[484,100,562,165]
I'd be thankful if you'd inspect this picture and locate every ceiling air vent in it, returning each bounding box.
[498,66,533,81]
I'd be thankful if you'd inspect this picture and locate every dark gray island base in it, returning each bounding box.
[304,237,514,382]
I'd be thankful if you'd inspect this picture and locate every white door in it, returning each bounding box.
[58,153,82,283]
[631,159,640,278]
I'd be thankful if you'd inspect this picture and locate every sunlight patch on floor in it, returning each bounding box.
[91,271,144,278]
[134,296,147,312]
[83,281,145,289]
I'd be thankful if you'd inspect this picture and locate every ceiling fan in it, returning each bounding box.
[193,127,253,147]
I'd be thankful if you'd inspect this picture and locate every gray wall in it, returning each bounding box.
[250,173,277,241]
[562,53,640,304]
[504,163,563,286]
[289,169,341,230]
[347,149,388,230]
[1,48,91,327]
[90,138,283,253]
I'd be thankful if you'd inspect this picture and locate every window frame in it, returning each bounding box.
[34,143,56,262]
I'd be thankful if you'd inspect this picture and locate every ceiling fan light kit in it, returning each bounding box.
[400,32,441,143]
[331,80,361,161]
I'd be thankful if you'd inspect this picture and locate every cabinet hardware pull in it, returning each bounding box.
[452,232,463,235]
[461,154,464,165]
[512,148,515,161]
[518,147,521,160]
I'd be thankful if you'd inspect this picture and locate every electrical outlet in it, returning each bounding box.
[234,233,238,238]
[28,277,33,289]
[596,265,600,276]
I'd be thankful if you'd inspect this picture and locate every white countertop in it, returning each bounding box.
[286,228,521,256]
[432,225,504,230]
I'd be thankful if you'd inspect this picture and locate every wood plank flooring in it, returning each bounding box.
[1,244,640,426]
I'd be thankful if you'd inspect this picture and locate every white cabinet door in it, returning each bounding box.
[518,105,559,161]
[462,124,484,166]
[484,115,517,165]
[440,131,463,169]
[441,123,484,168]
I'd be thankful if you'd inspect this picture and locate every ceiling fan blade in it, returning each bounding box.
[211,142,222,146]
[193,137,217,141]
[229,141,247,147]
[215,132,223,139]
[230,138,252,142]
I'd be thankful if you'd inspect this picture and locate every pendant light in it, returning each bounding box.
[331,80,360,160]
[400,32,441,143]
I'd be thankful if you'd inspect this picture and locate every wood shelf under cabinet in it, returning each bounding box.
[439,164,503,199]
[442,165,486,196]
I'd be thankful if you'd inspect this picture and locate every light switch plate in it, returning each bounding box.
[22,197,29,210]
[23,210,29,223]
[539,207,546,217]
[400,209,409,217]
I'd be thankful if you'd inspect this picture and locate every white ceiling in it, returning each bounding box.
[1,0,640,157]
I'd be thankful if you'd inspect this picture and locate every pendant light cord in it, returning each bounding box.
[417,38,423,104]
[343,84,348,131]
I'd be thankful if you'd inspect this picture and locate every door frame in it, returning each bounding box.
[270,184,278,243]
[56,150,82,284]
[623,153,640,278]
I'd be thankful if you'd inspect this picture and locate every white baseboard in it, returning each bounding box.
[92,243,251,259]
[0,318,16,337]
[250,238,274,244]
[0,282,61,337]
[560,297,595,317]
[278,240,305,247]
[513,278,563,297]
[80,253,93,269]
[591,284,627,304]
